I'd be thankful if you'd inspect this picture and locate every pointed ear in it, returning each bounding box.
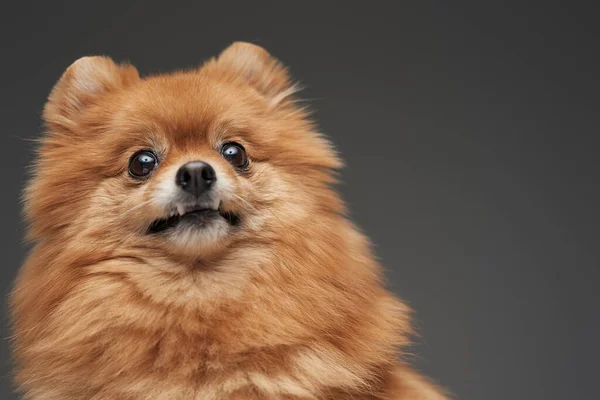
[44,56,139,131]
[216,42,298,107]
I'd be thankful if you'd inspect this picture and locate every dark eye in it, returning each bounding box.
[221,142,248,168]
[128,150,158,178]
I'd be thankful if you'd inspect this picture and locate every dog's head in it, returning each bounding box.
[26,43,343,264]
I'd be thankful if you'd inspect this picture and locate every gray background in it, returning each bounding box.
[1,1,598,399]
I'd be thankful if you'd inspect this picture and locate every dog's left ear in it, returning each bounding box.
[44,56,139,133]
[216,42,298,107]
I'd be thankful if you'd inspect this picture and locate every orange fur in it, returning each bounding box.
[10,42,448,399]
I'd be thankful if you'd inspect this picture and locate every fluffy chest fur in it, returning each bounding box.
[13,244,409,399]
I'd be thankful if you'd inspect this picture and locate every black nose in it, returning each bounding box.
[175,161,216,196]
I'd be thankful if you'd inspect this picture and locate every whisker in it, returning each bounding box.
[230,193,255,211]
[119,198,155,218]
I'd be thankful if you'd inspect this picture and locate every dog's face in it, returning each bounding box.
[27,43,342,265]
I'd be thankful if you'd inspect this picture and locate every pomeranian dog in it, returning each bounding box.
[10,42,448,399]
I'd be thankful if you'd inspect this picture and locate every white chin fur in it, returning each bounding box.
[167,218,230,253]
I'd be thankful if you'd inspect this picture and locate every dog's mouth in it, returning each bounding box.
[148,203,239,234]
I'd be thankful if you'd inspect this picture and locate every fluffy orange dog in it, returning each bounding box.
[10,42,448,399]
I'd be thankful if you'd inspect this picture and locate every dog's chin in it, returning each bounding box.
[146,205,240,258]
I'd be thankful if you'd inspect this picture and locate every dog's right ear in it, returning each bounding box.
[215,42,299,109]
[44,56,139,132]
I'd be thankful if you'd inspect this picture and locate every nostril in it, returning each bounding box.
[176,168,191,187]
[201,164,216,183]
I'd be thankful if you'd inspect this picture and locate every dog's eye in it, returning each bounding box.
[129,150,158,178]
[221,142,248,169]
